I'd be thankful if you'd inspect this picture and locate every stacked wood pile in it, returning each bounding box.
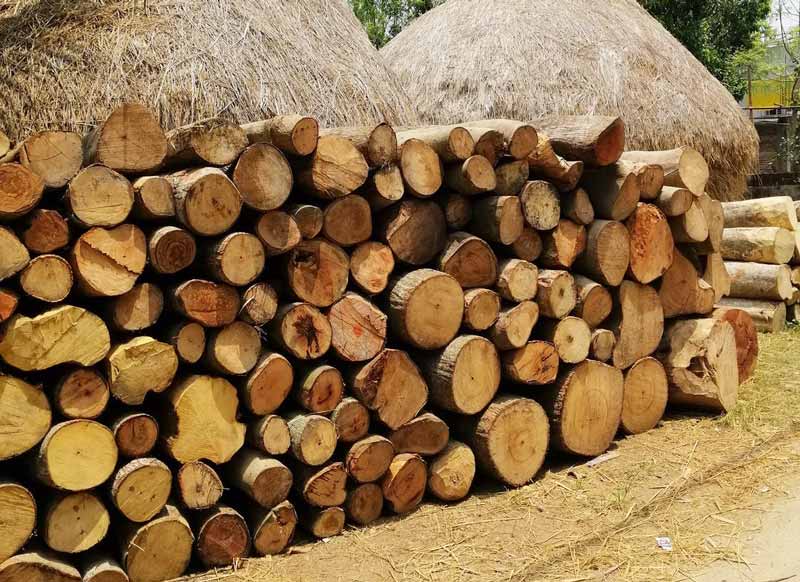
[0,105,757,582]
[716,195,800,333]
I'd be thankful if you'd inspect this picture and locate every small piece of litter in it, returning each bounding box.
[656,536,673,551]
[586,451,620,468]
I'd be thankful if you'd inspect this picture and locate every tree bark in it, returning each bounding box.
[659,249,715,318]
[534,116,625,166]
[715,297,787,333]
[396,126,474,162]
[616,160,664,200]
[721,227,795,264]
[528,133,584,191]
[725,261,794,301]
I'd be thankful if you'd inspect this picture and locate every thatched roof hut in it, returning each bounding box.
[380,0,758,200]
[0,0,418,138]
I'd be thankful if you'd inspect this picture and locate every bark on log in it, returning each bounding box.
[35,420,117,491]
[109,283,164,332]
[439,232,498,288]
[444,155,496,195]
[19,254,73,303]
[362,164,406,211]
[721,227,795,264]
[694,193,724,254]
[536,269,577,319]
[0,482,36,562]
[0,226,30,281]
[495,159,531,196]
[580,166,640,221]
[232,143,293,211]
[703,252,731,302]
[589,329,616,362]
[193,505,251,568]
[715,298,787,333]
[621,357,668,435]
[328,292,387,362]
[463,288,501,332]
[21,209,70,254]
[119,505,193,582]
[501,340,560,385]
[322,194,372,247]
[165,118,247,167]
[107,337,178,405]
[573,275,613,328]
[240,282,278,326]
[378,199,447,265]
[67,165,133,228]
[226,449,293,508]
[561,187,595,225]
[148,226,196,275]
[711,307,759,382]
[350,241,395,294]
[71,224,146,297]
[469,195,525,245]
[43,491,111,552]
[0,162,43,220]
[79,555,128,582]
[176,461,224,510]
[620,148,709,195]
[204,322,261,376]
[168,168,242,237]
[111,412,158,459]
[519,180,561,231]
[345,483,384,526]
[268,303,332,360]
[488,300,539,351]
[110,458,171,523]
[463,128,505,166]
[510,227,543,262]
[295,136,369,199]
[539,219,587,269]
[382,454,427,514]
[496,259,538,302]
[243,115,319,157]
[331,398,370,444]
[534,116,625,166]
[132,176,174,221]
[725,261,794,301]
[286,239,350,307]
[345,435,395,483]
[249,500,297,556]
[205,232,265,287]
[287,412,337,466]
[626,203,674,284]
[427,441,476,502]
[573,220,630,286]
[288,204,324,240]
[610,281,664,370]
[0,375,51,461]
[247,414,291,456]
[54,368,109,420]
[294,364,344,413]
[535,316,591,364]
[389,413,450,456]
[171,279,241,328]
[659,249,715,318]
[463,120,539,160]
[320,124,398,167]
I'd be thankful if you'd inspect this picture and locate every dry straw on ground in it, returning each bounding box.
[380,0,759,201]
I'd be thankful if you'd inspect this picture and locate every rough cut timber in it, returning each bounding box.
[109,283,164,332]
[254,210,301,257]
[0,375,51,461]
[320,124,398,167]
[0,550,82,582]
[610,281,664,370]
[362,165,405,211]
[0,226,29,281]
[536,269,577,319]
[470,195,524,245]
[703,253,731,302]
[328,292,387,362]
[165,118,248,168]
[269,302,332,360]
[0,288,17,324]
[463,288,501,332]
[132,175,174,220]
[67,165,134,228]
[389,413,449,456]
[519,180,561,231]
[382,454,427,514]
[21,209,70,254]
[193,505,251,568]
[621,357,668,435]
[494,159,531,196]
[438,232,499,289]
[19,254,73,303]
[35,420,118,491]
[378,199,447,266]
[397,138,443,197]
[0,162,43,219]
[287,413,337,466]
[463,120,538,160]
[112,412,158,458]
[170,279,240,328]
[725,262,794,301]
[247,414,291,456]
[670,199,709,243]
[240,283,278,326]
[574,219,630,286]
[722,196,798,230]
[204,321,261,375]
[560,187,595,225]
[488,301,539,351]
[616,160,664,200]
[54,368,109,420]
[716,298,787,334]
[539,219,587,269]
[249,500,297,556]
[350,241,395,294]
[444,155,497,195]
[501,340,560,385]
[298,506,344,539]
[294,364,344,413]
[621,147,710,196]
[225,449,293,509]
[659,249,715,318]
[295,135,369,199]
[243,115,319,157]
[528,133,584,192]
[71,224,147,297]
[162,320,205,366]
[590,329,616,362]
[331,398,370,444]
[534,316,591,364]
[655,186,693,217]
[496,259,538,302]
[232,143,293,211]
[462,127,505,165]
[580,166,640,221]
[169,167,242,237]
[427,441,476,502]
[110,458,172,523]
[712,307,759,382]
[573,275,613,328]
[288,204,324,240]
[119,505,193,582]
[694,193,724,254]
[625,203,674,284]
[0,481,36,562]
[345,435,395,483]
[721,227,795,264]
[2,130,83,189]
[107,337,178,405]
[534,116,625,166]
[79,555,129,582]
[322,194,373,247]
[345,483,384,526]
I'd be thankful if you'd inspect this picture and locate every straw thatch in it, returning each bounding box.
[0,0,419,139]
[380,0,759,200]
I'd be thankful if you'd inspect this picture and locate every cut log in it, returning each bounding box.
[463,288,501,332]
[240,282,279,326]
[328,292,387,362]
[519,181,561,231]
[54,368,109,420]
[535,316,591,364]
[580,166,640,221]
[300,506,345,539]
[496,259,538,302]
[382,454,427,514]
[438,232,498,288]
[501,340,560,385]
[322,194,373,247]
[43,491,111,553]
[286,239,349,307]
[655,186,692,216]
[331,397,370,444]
[0,305,110,371]
[295,135,369,199]
[397,138,443,198]
[0,375,51,460]
[252,211,300,258]
[84,103,167,173]
[194,505,251,568]
[110,458,172,523]
[0,550,81,582]
[659,318,738,412]
[610,281,664,370]
[702,252,731,302]
[616,160,664,200]
[574,220,631,286]
[350,241,395,294]
[20,209,70,254]
[287,413,337,466]
[171,279,241,328]
[0,482,36,563]
[205,321,262,376]
[488,301,539,351]
[288,204,324,240]
[239,351,294,415]
[345,483,384,526]
[169,168,242,236]
[722,196,798,230]
[589,329,616,362]
[321,124,398,167]
[232,143,293,211]
[345,435,395,483]
[294,364,344,413]
[165,321,206,365]
[659,250,715,318]
[721,227,795,264]
[539,360,624,456]
[561,187,595,225]
[397,126,473,163]
[427,441,476,502]
[458,395,549,486]
[205,232,265,287]
[444,155,496,195]
[539,219,587,269]
[693,193,725,254]
[621,148,709,195]
[176,461,224,510]
[109,283,164,332]
[0,162,43,219]
[0,226,29,281]
[389,413,450,456]
[119,505,193,582]
[711,308,759,382]
[626,203,674,284]
[148,226,196,275]
[528,133,584,191]
[226,449,293,508]
[165,118,247,167]
[111,412,158,459]
[621,357,668,435]
[162,375,246,464]
[242,115,319,156]
[269,302,332,360]
[250,500,297,556]
[4,130,83,189]
[378,199,447,265]
[468,195,524,245]
[71,224,146,297]
[294,461,347,507]
[467,128,506,166]
[495,159,531,196]
[35,420,117,491]
[19,254,73,303]
[536,269,577,319]
[0,288,17,324]
[716,298,787,333]
[247,415,291,456]
[573,275,612,328]
[362,164,405,211]
[67,165,133,228]
[350,349,428,430]
[670,199,709,243]
[107,337,178,405]
[436,191,472,230]
[534,116,625,166]
[510,227,543,262]
[79,555,128,582]
[725,262,794,301]
[132,176,174,221]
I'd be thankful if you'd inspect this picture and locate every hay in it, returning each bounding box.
[0,0,419,138]
[379,0,759,201]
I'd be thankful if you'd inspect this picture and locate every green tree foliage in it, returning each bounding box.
[349,0,440,48]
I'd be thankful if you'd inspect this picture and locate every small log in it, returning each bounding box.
[534,116,625,166]
[378,199,447,265]
[496,259,538,302]
[703,252,731,302]
[294,462,347,507]
[84,103,168,174]
[535,316,591,364]
[626,203,674,284]
[539,219,587,269]
[561,187,595,225]
[536,269,577,319]
[388,269,464,350]
[194,505,251,568]
[589,329,616,362]
[722,196,797,229]
[573,219,631,286]
[269,302,332,360]
[539,360,624,456]
[488,300,539,351]
[469,195,524,245]
[621,357,668,435]
[328,292,387,362]
[711,308,759,382]
[444,155,496,195]
[0,550,81,582]
[725,261,794,301]
[397,126,473,163]
[250,500,297,556]
[239,351,294,415]
[573,275,613,328]
[243,115,319,156]
[71,224,147,297]
[148,226,196,275]
[247,415,291,456]
[169,167,242,236]
[119,505,193,582]
[162,375,246,464]
[427,441,476,502]
[205,232,265,287]
[79,555,128,582]
[655,186,692,216]
[0,162,43,219]
[519,180,561,231]
[36,420,117,491]
[0,482,36,562]
[204,321,262,376]
[350,349,428,430]
[107,337,178,405]
[294,364,344,413]
[0,288,17,324]
[19,254,73,303]
[721,227,795,264]
[0,226,29,281]
[616,160,664,200]
[345,435,395,483]
[0,305,110,371]
[670,199,709,243]
[132,176,174,220]
[580,166,640,221]
[320,123,397,167]
[0,375,51,461]
[110,458,172,523]
[300,506,345,539]
[463,288,501,332]
[436,191,472,230]
[42,491,110,553]
[286,239,349,307]
[620,147,709,195]
[510,227,543,262]
[288,204,324,240]
[350,241,395,294]
[495,159,531,196]
[610,281,664,370]
[171,279,241,328]
[467,128,506,166]
[3,130,82,189]
[54,368,109,420]
[232,143,293,211]
[389,413,449,456]
[294,135,369,199]
[345,483,384,526]
[439,232,498,289]
[165,118,247,167]
[331,398,370,444]
[67,165,133,228]
[464,120,538,160]
[111,412,158,458]
[109,283,164,332]
[287,412,338,466]
[322,194,373,247]
[254,210,302,257]
[528,133,584,191]
[382,454,427,514]
[240,282,279,326]
[715,298,787,333]
[176,461,224,510]
[397,138,443,198]
[226,449,293,508]
[659,250,715,318]
[20,209,70,254]
[164,320,206,364]
[694,193,725,254]
[362,164,405,210]
[501,340,560,385]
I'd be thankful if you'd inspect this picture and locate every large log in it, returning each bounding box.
[436,191,472,230]
[293,461,347,508]
[721,227,795,264]
[0,226,30,281]
[511,227,543,262]
[711,308,759,382]
[110,458,172,523]
[232,143,293,211]
[67,165,133,228]
[71,224,146,297]
[239,351,293,415]
[107,337,178,405]
[19,254,73,303]
[396,138,442,198]
[389,413,449,456]
[722,196,798,230]
[0,550,82,582]
[670,199,709,243]
[694,193,724,254]
[299,506,345,539]
[610,281,664,370]
[463,120,538,160]
[488,300,539,351]
[243,115,319,157]
[534,116,625,166]
[527,133,584,191]
[350,241,395,295]
[20,209,70,254]
[119,505,193,582]
[702,252,731,302]
[295,136,369,199]
[580,166,640,221]
[328,292,387,362]
[0,375,51,461]
[655,186,692,217]
[54,368,109,420]
[288,204,324,240]
[470,195,524,245]
[170,280,240,327]
[659,249,715,318]
[43,491,110,554]
[725,262,794,301]
[519,180,561,231]
[501,340,560,385]
[79,555,128,582]
[715,298,787,333]
[2,130,83,189]
[616,160,664,200]
[205,232,265,287]
[193,505,251,568]
[621,357,668,435]
[176,461,224,510]
[620,147,709,195]
[573,220,630,286]
[378,199,447,265]
[0,162,43,220]
[382,454,427,514]
[397,126,474,162]
[168,168,242,237]
[322,194,373,247]
[269,303,332,360]
[625,203,674,284]
[36,420,118,491]
[438,232,499,289]
[0,482,36,562]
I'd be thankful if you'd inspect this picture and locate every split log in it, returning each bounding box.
[670,199,709,243]
[206,232,265,287]
[396,126,474,162]
[655,186,692,217]
[295,135,369,199]
[243,115,319,156]
[67,165,133,228]
[294,364,344,413]
[469,195,524,245]
[616,160,664,200]
[240,282,279,326]
[0,162,43,219]
[382,454,427,514]
[0,288,17,324]
[659,249,715,318]
[0,550,81,582]
[711,307,759,382]
[300,506,344,539]
[535,116,625,166]
[501,340,560,385]
[621,357,668,435]
[250,500,297,556]
[659,318,738,411]
[3,130,83,189]
[193,505,251,568]
[321,124,397,167]
[232,143,293,211]
[132,176,174,220]
[0,305,110,371]
[610,281,664,370]
[21,209,70,254]
[0,226,29,281]
[495,159,531,196]
[397,138,443,198]
[247,415,291,456]
[328,292,387,362]
[345,435,395,483]
[111,412,158,459]
[288,204,324,240]
[171,279,241,328]
[389,413,449,456]
[19,254,73,303]
[427,441,476,502]
[109,283,164,332]
[511,227,543,262]
[573,275,612,328]
[725,262,794,301]
[148,226,196,275]
[716,298,787,333]
[519,180,561,231]
[107,337,178,405]
[496,259,538,302]
[722,196,798,230]
[488,301,539,351]
[721,227,795,264]
[119,505,193,582]
[528,133,584,191]
[54,368,109,420]
[463,288,501,332]
[702,252,731,302]
[350,241,395,294]
[350,349,428,430]
[694,193,724,254]
[561,187,595,225]
[204,322,261,376]
[71,224,146,297]
[165,118,247,167]
[539,360,624,456]
[176,461,224,510]
[626,203,674,284]
[438,232,499,288]
[539,219,587,269]
[620,147,709,195]
[536,269,577,319]
[378,199,447,265]
[164,321,206,364]
[286,239,350,307]
[162,375,246,464]
[169,168,242,236]
[573,220,630,286]
[322,194,373,247]
[436,191,472,230]
[444,155,496,195]
[268,303,332,360]
[226,449,293,508]
[535,316,591,364]
[110,458,172,523]
[345,483,384,525]
[580,166,640,221]
[331,398,370,444]
[0,482,36,562]
[0,375,51,461]
[84,103,168,174]
[42,491,110,553]
[589,329,616,362]
[287,413,338,466]
[293,462,347,507]
[35,420,117,491]
[254,210,302,257]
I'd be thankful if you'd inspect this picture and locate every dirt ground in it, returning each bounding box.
[186,329,800,582]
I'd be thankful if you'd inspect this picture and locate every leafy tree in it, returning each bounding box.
[349,0,440,48]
